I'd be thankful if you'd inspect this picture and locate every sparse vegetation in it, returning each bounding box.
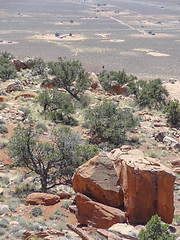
[0,52,17,81]
[163,100,180,127]
[30,206,43,217]
[0,125,8,134]
[138,214,174,240]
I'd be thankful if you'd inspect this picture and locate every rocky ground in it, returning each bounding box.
[1,64,180,239]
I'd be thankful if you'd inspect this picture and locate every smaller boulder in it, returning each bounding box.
[15,92,38,100]
[26,193,60,206]
[0,204,10,215]
[6,80,25,92]
[0,96,8,102]
[75,193,126,229]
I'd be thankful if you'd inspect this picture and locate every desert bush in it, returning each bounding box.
[55,221,68,231]
[98,69,137,92]
[84,101,138,148]
[31,57,47,77]
[30,206,43,217]
[163,100,180,127]
[48,57,89,100]
[0,103,8,110]
[0,137,8,149]
[138,214,174,240]
[38,90,78,126]
[0,124,8,134]
[18,107,31,119]
[61,200,71,210]
[0,52,17,81]
[8,123,98,192]
[0,228,6,236]
[0,177,9,187]
[0,218,9,228]
[5,197,20,211]
[136,79,169,109]
[0,120,5,124]
[35,123,48,133]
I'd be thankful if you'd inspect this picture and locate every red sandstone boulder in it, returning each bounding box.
[111,82,129,95]
[75,193,126,228]
[26,193,60,206]
[0,95,8,102]
[15,92,38,100]
[171,157,180,166]
[72,152,124,207]
[110,149,175,224]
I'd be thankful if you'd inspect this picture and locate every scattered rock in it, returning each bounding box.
[0,204,10,215]
[163,136,180,149]
[26,193,60,206]
[0,95,8,102]
[154,122,166,127]
[111,82,129,96]
[15,92,38,100]
[6,80,25,92]
[171,158,180,166]
[75,192,127,228]
[72,151,124,207]
[57,192,71,199]
[88,72,104,92]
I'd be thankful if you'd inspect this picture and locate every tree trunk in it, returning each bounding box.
[41,177,47,193]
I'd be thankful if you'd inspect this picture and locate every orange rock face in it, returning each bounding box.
[72,152,124,207]
[26,193,60,206]
[15,92,38,100]
[112,150,175,224]
[75,193,126,229]
[0,96,8,102]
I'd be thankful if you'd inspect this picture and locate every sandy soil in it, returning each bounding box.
[32,34,86,42]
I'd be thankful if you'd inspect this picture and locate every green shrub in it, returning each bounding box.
[163,100,180,127]
[18,107,31,119]
[55,32,60,37]
[0,120,5,124]
[0,52,17,81]
[0,124,8,134]
[98,69,137,92]
[0,103,8,110]
[0,228,6,236]
[55,221,68,231]
[136,79,169,109]
[61,200,70,210]
[30,206,43,217]
[138,214,174,240]
[84,101,138,148]
[35,123,48,133]
[0,218,9,228]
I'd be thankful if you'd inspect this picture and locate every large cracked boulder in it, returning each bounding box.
[110,149,175,224]
[72,152,124,207]
[75,193,126,228]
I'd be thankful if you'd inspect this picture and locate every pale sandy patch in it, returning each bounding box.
[95,33,111,39]
[163,82,180,102]
[31,33,86,41]
[132,33,174,38]
[146,52,170,57]
[0,41,18,45]
[134,48,152,52]
[52,22,80,25]
[101,39,125,42]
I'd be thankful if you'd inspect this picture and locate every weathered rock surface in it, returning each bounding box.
[15,92,38,100]
[26,193,60,206]
[75,193,126,228]
[88,72,104,92]
[111,82,129,95]
[6,80,25,92]
[0,204,10,215]
[0,95,8,102]
[110,149,175,224]
[72,151,124,207]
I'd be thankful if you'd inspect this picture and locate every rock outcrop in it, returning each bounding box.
[88,72,104,93]
[26,193,60,206]
[110,82,129,95]
[0,95,8,102]
[73,147,175,225]
[75,193,126,228]
[72,152,124,207]
[109,148,175,224]
[15,92,38,100]
[6,80,25,92]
